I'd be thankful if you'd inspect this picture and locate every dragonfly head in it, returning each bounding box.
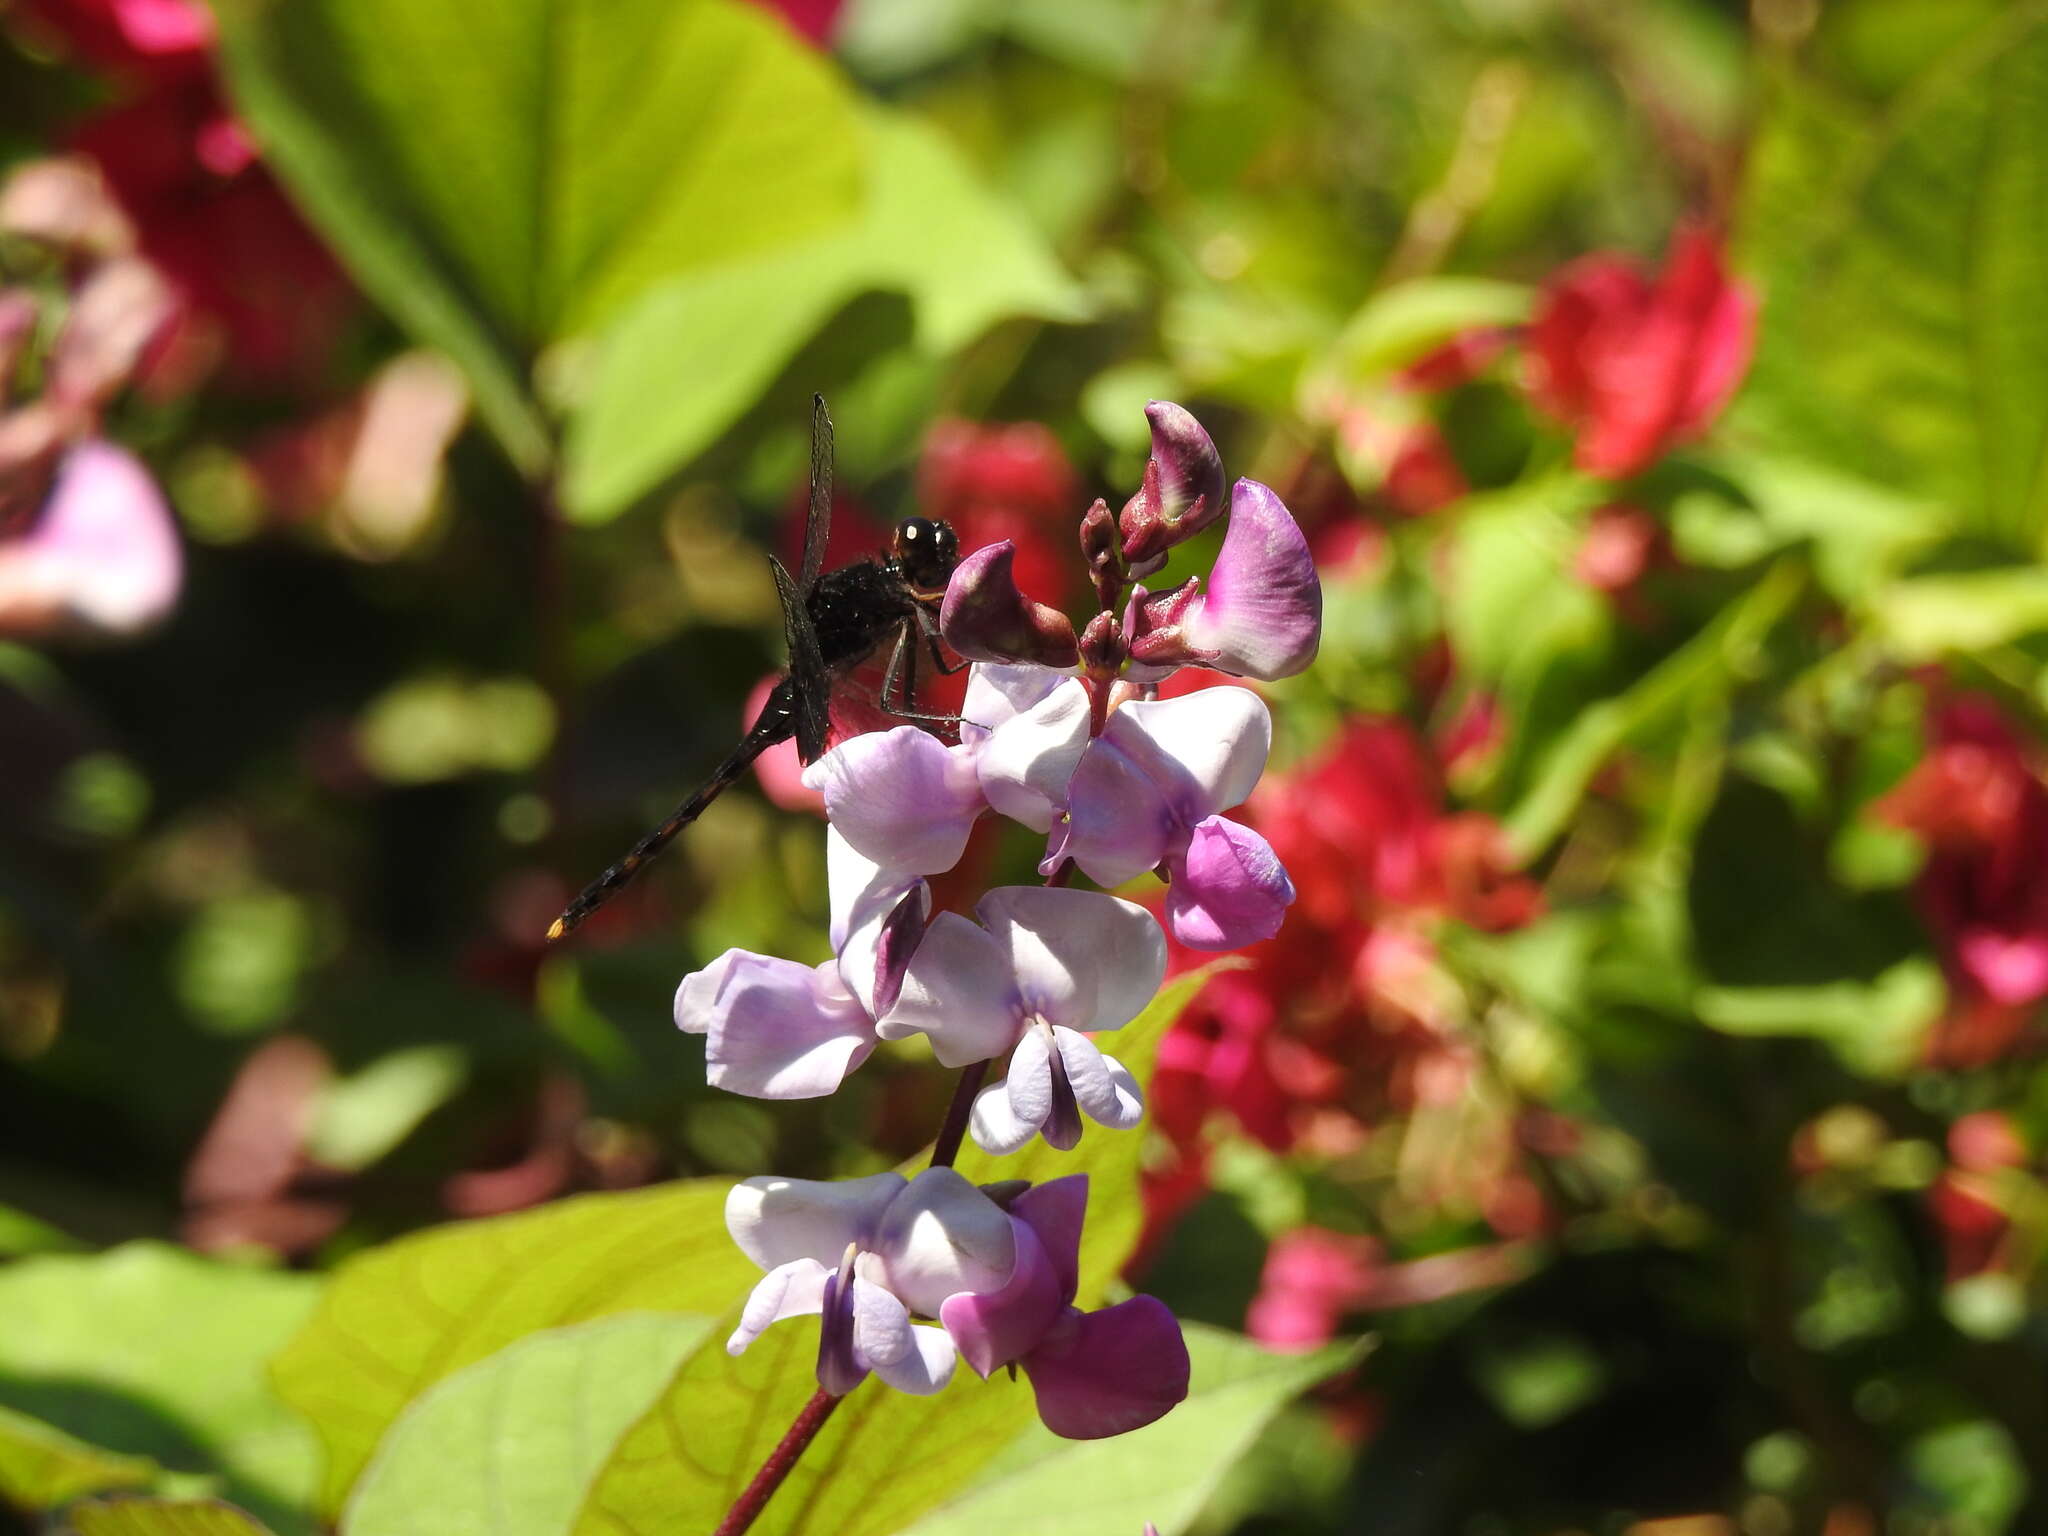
[893,517,959,600]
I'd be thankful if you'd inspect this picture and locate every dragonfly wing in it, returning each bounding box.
[769,553,831,762]
[802,393,833,590]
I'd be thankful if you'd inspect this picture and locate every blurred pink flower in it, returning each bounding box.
[747,0,844,45]
[0,438,181,638]
[1246,1228,1379,1352]
[1526,224,1756,479]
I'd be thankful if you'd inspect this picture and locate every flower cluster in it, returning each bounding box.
[675,403,1321,1445]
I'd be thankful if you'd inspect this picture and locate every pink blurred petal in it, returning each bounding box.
[0,438,181,638]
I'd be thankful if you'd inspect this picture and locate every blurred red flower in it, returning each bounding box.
[1526,223,1756,479]
[918,418,1081,607]
[1879,695,2048,1063]
[14,0,352,384]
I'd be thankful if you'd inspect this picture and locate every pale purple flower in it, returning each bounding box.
[868,884,1164,1151]
[0,438,182,639]
[1125,478,1321,682]
[675,831,927,1098]
[939,1176,1192,1438]
[726,1168,1017,1396]
[1118,401,1225,580]
[939,541,1079,668]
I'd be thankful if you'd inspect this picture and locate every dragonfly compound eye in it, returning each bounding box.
[895,517,958,595]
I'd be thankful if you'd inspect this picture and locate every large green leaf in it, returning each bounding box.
[270,1178,745,1517]
[67,1499,279,1536]
[214,0,865,475]
[1738,3,2048,549]
[0,1245,319,1530]
[895,1328,1362,1536]
[572,963,1228,1535]
[0,1404,157,1512]
[561,107,1089,522]
[343,1315,714,1536]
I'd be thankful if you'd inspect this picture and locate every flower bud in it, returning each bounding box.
[1118,402,1224,579]
[1077,609,1127,678]
[1078,496,1124,607]
[940,541,1079,668]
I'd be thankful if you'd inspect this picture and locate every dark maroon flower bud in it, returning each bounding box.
[1078,496,1123,607]
[940,540,1080,668]
[1118,401,1225,579]
[1078,609,1127,677]
[1123,577,1206,671]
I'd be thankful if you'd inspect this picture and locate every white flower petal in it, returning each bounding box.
[969,1080,1041,1156]
[871,1323,957,1395]
[1004,1025,1054,1130]
[849,1276,914,1368]
[1101,688,1272,820]
[725,1172,906,1272]
[1053,1029,1146,1130]
[677,952,876,1100]
[870,1168,1017,1315]
[975,887,1167,1036]
[878,911,1023,1067]
[960,663,1070,745]
[803,726,984,875]
[975,676,1092,833]
[727,1258,831,1355]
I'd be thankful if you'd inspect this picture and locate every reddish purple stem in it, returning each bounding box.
[712,1388,846,1536]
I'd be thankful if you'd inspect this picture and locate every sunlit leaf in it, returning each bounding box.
[1695,956,1943,1077]
[893,1328,1364,1536]
[562,108,1087,523]
[68,1499,279,1536]
[0,1404,157,1512]
[0,1246,319,1532]
[344,1315,713,1536]
[214,0,865,475]
[1738,6,2048,549]
[270,1180,745,1518]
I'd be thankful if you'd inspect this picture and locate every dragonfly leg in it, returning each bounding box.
[880,619,962,726]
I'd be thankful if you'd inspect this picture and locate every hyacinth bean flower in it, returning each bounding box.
[861,884,1165,1152]
[726,1168,1016,1396]
[939,1176,1191,1437]
[674,831,928,1098]
[1116,400,1226,580]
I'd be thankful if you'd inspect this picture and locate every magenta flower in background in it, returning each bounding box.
[940,1176,1191,1437]
[726,1169,1015,1396]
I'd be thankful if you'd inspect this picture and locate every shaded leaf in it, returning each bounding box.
[561,108,1088,523]
[1696,957,1943,1077]
[270,1179,744,1518]
[215,0,864,475]
[344,1315,713,1536]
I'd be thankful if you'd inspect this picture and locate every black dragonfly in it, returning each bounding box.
[548,396,963,942]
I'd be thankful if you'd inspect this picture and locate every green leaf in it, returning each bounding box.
[1695,956,1943,1077]
[270,1179,747,1518]
[1738,4,2048,549]
[573,962,1230,1535]
[214,0,865,476]
[1439,476,1609,687]
[0,1404,157,1511]
[1313,276,1531,386]
[67,1498,279,1536]
[344,1315,713,1536]
[561,107,1088,522]
[893,1328,1363,1536]
[1868,566,2048,659]
[0,1245,319,1529]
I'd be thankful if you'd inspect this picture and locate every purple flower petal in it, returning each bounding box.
[1060,734,1174,887]
[1010,1176,1088,1304]
[940,542,1080,667]
[816,1263,866,1395]
[1182,479,1321,681]
[1041,1036,1085,1151]
[868,1323,957,1395]
[826,829,928,1019]
[725,1171,906,1271]
[975,886,1167,1036]
[728,1258,832,1356]
[972,674,1092,833]
[676,950,877,1099]
[804,726,983,876]
[1023,1296,1192,1439]
[1052,1028,1145,1132]
[939,1213,1068,1377]
[869,1168,1017,1315]
[879,912,1025,1067]
[1163,816,1296,950]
